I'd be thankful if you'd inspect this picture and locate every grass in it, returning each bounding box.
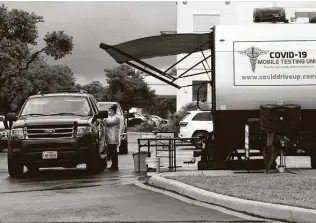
[167,170,316,210]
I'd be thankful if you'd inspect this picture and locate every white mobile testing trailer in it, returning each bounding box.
[100,23,316,172]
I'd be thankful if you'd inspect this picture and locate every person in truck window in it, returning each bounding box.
[104,104,121,171]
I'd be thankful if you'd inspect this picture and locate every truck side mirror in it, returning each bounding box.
[96,110,108,119]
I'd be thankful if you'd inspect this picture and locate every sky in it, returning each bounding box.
[3,1,177,85]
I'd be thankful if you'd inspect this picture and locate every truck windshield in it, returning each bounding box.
[20,96,91,117]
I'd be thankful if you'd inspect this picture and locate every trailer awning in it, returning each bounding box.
[99,33,212,63]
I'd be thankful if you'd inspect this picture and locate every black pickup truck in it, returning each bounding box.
[7,91,108,178]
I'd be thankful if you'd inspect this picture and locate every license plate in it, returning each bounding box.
[42,151,58,159]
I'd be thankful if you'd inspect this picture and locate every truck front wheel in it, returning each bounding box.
[8,156,24,178]
[311,154,316,169]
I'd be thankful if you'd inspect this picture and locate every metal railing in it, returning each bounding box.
[137,131,199,173]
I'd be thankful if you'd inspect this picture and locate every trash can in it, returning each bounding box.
[133,151,150,172]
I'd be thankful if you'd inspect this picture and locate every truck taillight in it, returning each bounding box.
[179,122,188,127]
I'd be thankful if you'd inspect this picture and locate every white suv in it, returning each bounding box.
[179,110,213,148]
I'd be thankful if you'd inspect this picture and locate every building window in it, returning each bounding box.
[193,13,220,32]
[192,81,208,101]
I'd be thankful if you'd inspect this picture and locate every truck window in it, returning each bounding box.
[0,122,5,131]
[87,97,98,115]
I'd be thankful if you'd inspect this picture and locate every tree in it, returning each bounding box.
[77,81,107,102]
[10,60,77,112]
[158,101,211,132]
[104,65,157,111]
[152,97,176,119]
[0,5,73,125]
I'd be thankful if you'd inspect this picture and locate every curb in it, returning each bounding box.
[159,170,237,177]
[134,177,271,222]
[147,174,316,223]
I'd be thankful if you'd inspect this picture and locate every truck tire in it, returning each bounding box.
[311,154,316,169]
[86,143,106,174]
[8,156,24,178]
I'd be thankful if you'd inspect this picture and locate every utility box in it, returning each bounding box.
[133,151,150,172]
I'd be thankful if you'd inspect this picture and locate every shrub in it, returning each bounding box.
[129,121,156,132]
[158,101,211,133]
[157,122,177,132]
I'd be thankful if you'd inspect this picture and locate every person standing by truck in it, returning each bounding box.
[104,104,121,171]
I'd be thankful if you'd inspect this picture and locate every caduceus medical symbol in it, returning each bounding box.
[238,46,269,73]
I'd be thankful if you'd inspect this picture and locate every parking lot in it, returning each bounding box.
[0,132,257,222]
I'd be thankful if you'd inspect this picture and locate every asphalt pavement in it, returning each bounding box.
[0,133,252,222]
[0,132,309,222]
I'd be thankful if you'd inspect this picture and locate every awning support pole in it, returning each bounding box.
[125,61,181,89]
[179,70,212,79]
[100,43,175,80]
[162,40,210,75]
[173,54,212,82]
[181,80,212,88]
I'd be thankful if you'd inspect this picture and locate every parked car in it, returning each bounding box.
[178,110,213,148]
[97,102,128,154]
[150,115,167,126]
[134,113,146,121]
[151,115,168,125]
[127,113,143,127]
[7,90,109,178]
[0,119,8,152]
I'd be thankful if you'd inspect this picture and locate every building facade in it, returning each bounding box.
[176,1,316,110]
[144,75,177,99]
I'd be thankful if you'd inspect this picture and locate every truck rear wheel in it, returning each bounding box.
[8,156,24,178]
[86,143,106,174]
